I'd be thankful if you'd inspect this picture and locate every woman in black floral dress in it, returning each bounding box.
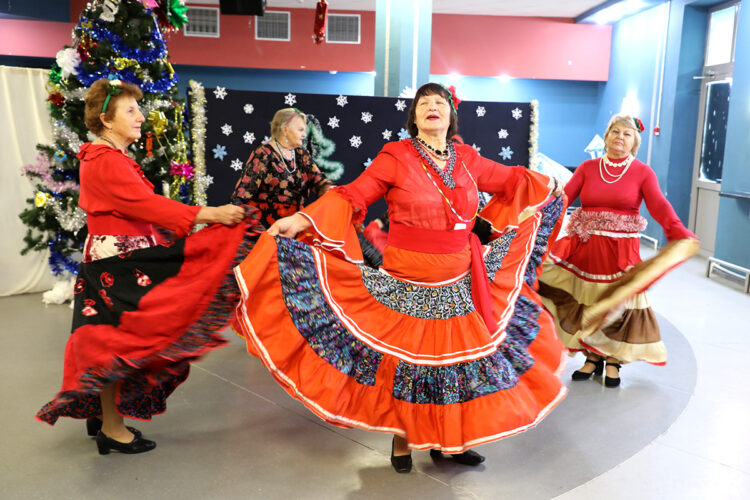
[230,108,331,227]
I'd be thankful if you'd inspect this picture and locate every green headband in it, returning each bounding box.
[101,77,123,114]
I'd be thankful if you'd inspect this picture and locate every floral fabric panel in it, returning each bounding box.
[392,295,541,404]
[524,196,564,286]
[276,236,383,386]
[230,144,331,228]
[82,234,157,263]
[484,230,515,281]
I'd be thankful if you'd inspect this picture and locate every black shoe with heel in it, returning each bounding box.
[571,357,604,381]
[605,361,622,388]
[96,431,156,455]
[390,438,412,473]
[430,448,485,466]
[86,418,141,438]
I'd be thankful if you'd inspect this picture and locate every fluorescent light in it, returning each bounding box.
[497,74,512,84]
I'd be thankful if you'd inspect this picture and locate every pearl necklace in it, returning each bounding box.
[274,140,297,173]
[599,155,634,184]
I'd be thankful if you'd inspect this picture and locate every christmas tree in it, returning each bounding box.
[304,114,345,181]
[19,0,204,277]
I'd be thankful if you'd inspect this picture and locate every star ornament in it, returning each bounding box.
[284,93,297,106]
[336,95,348,107]
[328,116,340,129]
[213,86,227,100]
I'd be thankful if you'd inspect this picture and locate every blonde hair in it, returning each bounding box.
[270,108,307,141]
[603,113,642,156]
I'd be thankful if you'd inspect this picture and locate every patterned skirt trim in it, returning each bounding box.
[233,196,568,451]
[37,210,263,424]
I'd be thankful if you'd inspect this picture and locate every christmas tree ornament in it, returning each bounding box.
[55,48,82,79]
[145,131,154,156]
[100,0,120,23]
[147,109,168,135]
[313,0,328,44]
[34,191,50,208]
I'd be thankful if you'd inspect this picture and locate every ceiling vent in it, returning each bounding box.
[327,14,360,44]
[184,7,220,38]
[255,11,290,41]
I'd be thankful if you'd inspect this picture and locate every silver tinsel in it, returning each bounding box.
[141,99,172,115]
[188,80,208,206]
[529,100,539,171]
[47,198,86,234]
[52,120,84,152]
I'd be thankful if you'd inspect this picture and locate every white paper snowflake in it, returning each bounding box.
[212,144,227,160]
[382,129,392,140]
[204,174,214,187]
[395,100,407,112]
[243,132,256,144]
[243,104,254,114]
[213,86,227,100]
[221,124,233,136]
[364,158,373,168]
[230,159,243,171]
[349,135,362,148]
[498,129,509,140]
[361,112,373,124]
[284,93,297,106]
[397,128,410,140]
[512,107,523,120]
[399,86,416,98]
[263,136,271,144]
[336,95,348,107]
[328,116,340,129]
[499,146,514,160]
[471,143,482,153]
[476,106,486,117]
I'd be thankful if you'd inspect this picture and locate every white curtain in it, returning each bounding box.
[0,65,56,296]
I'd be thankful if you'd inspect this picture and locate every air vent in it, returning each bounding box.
[255,11,290,41]
[327,14,360,44]
[184,7,220,38]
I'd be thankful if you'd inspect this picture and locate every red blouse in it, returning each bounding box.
[564,157,694,241]
[77,143,200,238]
[339,139,526,230]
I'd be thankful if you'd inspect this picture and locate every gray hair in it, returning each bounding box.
[270,108,307,140]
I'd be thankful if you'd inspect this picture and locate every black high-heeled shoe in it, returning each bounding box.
[605,361,622,388]
[86,418,141,438]
[430,448,485,466]
[571,356,604,381]
[390,438,412,473]
[96,431,156,455]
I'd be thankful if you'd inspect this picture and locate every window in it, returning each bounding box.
[327,14,360,44]
[184,7,219,38]
[255,11,290,41]
[705,4,739,67]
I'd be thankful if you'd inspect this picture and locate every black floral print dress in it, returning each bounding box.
[230,144,331,228]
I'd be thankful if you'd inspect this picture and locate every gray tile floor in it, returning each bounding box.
[2,246,749,499]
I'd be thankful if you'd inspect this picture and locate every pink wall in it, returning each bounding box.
[431,15,611,81]
[0,1,610,81]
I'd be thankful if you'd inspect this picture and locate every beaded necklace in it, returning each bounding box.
[415,136,449,159]
[420,161,479,224]
[411,138,456,188]
[273,140,297,173]
[598,155,634,184]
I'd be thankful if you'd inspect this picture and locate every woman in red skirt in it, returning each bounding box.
[538,114,698,387]
[37,78,259,454]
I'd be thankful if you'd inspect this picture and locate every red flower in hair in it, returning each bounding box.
[447,85,462,109]
[633,117,645,133]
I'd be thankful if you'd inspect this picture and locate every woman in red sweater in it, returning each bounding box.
[37,78,256,455]
[538,114,698,387]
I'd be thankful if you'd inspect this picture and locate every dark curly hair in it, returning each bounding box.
[405,83,458,141]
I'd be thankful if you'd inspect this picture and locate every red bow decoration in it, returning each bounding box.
[633,117,645,133]
[313,0,328,44]
[169,161,195,179]
[47,93,65,106]
[447,86,462,109]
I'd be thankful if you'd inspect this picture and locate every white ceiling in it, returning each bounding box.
[189,1,607,18]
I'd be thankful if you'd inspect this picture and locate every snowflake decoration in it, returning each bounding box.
[364,158,373,168]
[395,100,407,112]
[336,95,348,107]
[213,86,227,100]
[399,86,416,98]
[221,124,233,136]
[328,116,340,129]
[512,107,523,120]
[397,128,410,140]
[476,106,486,117]
[499,146,514,160]
[230,159,243,171]
[263,136,271,144]
[382,129,392,140]
[498,129,509,140]
[471,143,482,153]
[361,111,373,123]
[243,132,256,144]
[349,135,362,148]
[243,104,254,114]
[212,144,227,160]
[284,93,297,106]
[204,174,214,187]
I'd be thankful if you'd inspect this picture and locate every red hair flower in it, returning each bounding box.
[633,117,645,133]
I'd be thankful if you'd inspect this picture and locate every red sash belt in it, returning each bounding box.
[387,223,498,332]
